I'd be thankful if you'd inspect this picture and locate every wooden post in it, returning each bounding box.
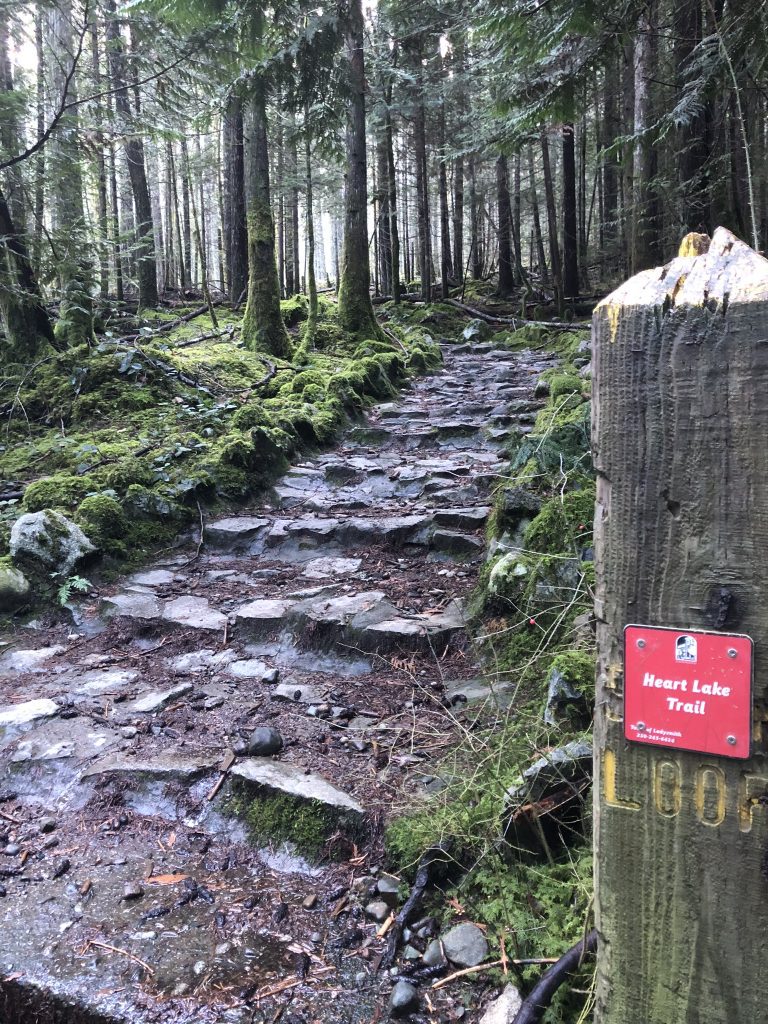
[593,227,768,1024]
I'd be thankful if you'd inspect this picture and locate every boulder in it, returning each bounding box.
[246,727,284,756]
[10,510,97,577]
[0,564,31,612]
[389,981,419,1018]
[440,922,488,967]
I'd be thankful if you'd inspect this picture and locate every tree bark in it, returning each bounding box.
[496,154,515,295]
[562,84,579,297]
[593,227,768,1024]
[631,3,661,272]
[241,77,291,358]
[105,0,158,307]
[223,92,248,303]
[337,0,380,338]
[541,132,563,311]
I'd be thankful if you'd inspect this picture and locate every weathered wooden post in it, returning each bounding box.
[593,227,768,1024]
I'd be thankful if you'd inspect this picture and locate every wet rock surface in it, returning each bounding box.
[0,341,555,1023]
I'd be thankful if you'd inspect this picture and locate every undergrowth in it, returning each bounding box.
[0,297,441,600]
[385,330,596,1022]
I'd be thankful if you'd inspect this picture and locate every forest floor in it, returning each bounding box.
[0,299,595,1024]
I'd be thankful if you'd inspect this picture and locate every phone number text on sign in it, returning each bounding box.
[623,625,753,759]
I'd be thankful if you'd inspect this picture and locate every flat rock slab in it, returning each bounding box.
[82,750,220,781]
[169,649,237,674]
[102,588,162,621]
[69,668,139,694]
[206,516,271,549]
[162,596,228,631]
[0,645,66,674]
[479,984,524,1024]
[127,569,177,586]
[130,681,194,713]
[235,599,295,637]
[10,717,119,764]
[227,658,274,681]
[430,529,485,557]
[336,514,431,547]
[432,507,490,529]
[272,682,324,704]
[0,698,60,733]
[301,556,362,579]
[231,758,363,816]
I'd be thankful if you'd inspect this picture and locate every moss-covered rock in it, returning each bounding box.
[280,294,309,326]
[524,487,596,555]
[0,560,32,613]
[75,494,128,547]
[23,474,96,513]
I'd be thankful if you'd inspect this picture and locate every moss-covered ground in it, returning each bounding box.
[0,297,441,589]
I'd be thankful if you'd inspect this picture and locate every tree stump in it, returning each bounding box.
[593,227,768,1023]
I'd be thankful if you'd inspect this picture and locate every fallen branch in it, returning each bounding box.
[80,940,155,976]
[432,959,503,989]
[511,930,598,1024]
[444,298,585,333]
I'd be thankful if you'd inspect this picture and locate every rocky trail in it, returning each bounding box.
[0,340,557,1024]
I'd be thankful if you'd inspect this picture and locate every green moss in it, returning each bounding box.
[280,294,309,326]
[226,782,363,861]
[23,474,96,513]
[75,494,128,547]
[524,487,596,555]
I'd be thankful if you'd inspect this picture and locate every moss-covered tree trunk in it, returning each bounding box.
[337,0,381,340]
[241,78,291,359]
[593,228,768,1024]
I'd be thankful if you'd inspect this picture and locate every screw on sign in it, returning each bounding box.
[623,625,753,759]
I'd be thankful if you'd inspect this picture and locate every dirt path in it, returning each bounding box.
[0,341,556,1024]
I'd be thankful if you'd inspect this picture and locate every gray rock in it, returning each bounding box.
[231,758,364,817]
[430,529,485,557]
[102,588,162,621]
[389,980,419,1017]
[246,727,283,756]
[0,565,31,612]
[301,556,362,579]
[235,599,294,638]
[0,645,65,674]
[122,881,145,901]
[544,665,590,726]
[377,873,400,899]
[364,900,390,922]
[127,569,176,586]
[130,682,194,714]
[169,649,236,675]
[478,984,524,1024]
[512,740,593,803]
[162,596,228,632]
[82,751,220,782]
[39,818,56,834]
[0,698,59,731]
[227,658,273,681]
[422,939,447,967]
[272,683,323,705]
[440,922,489,967]
[10,510,96,578]
[432,507,490,529]
[206,516,271,550]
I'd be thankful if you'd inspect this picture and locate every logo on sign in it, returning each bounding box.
[675,635,698,663]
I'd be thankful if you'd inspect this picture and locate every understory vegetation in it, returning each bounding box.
[0,298,441,601]
[386,326,596,1023]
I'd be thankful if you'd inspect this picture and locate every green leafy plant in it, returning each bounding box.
[56,575,91,606]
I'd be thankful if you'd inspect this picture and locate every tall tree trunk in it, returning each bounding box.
[241,78,291,357]
[512,152,522,285]
[385,98,401,302]
[338,0,380,338]
[0,188,56,363]
[541,131,563,312]
[496,154,515,296]
[438,61,453,298]
[602,57,620,267]
[562,85,579,297]
[528,145,548,284]
[414,86,431,300]
[675,0,708,232]
[289,122,300,294]
[105,0,158,307]
[303,111,318,348]
[469,154,482,280]
[631,3,661,272]
[90,21,110,299]
[45,0,93,345]
[376,137,392,297]
[223,92,248,303]
[33,10,45,273]
[180,137,192,287]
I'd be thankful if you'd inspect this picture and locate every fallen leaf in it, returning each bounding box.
[145,873,189,885]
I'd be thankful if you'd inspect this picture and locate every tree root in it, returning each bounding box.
[511,929,597,1024]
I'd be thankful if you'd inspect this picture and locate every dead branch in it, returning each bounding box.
[444,298,585,333]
